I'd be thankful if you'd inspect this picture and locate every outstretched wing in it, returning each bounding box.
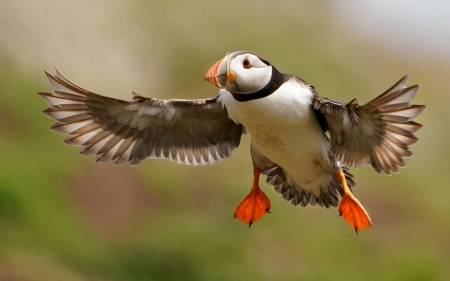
[38,69,244,166]
[312,75,425,174]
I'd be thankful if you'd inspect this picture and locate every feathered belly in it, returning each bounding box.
[251,121,332,186]
[218,83,336,192]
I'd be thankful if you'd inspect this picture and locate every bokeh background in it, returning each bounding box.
[0,1,447,280]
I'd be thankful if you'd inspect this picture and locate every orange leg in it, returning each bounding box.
[234,168,271,227]
[337,169,372,233]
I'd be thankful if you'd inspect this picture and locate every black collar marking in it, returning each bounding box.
[231,66,287,102]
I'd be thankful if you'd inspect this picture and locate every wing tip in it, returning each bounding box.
[400,74,409,84]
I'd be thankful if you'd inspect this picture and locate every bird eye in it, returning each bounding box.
[242,58,252,68]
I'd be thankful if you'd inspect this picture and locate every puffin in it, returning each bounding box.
[38,50,425,232]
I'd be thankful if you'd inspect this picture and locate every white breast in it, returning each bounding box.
[218,79,313,124]
[218,79,331,189]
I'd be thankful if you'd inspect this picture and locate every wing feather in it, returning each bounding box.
[312,75,425,174]
[39,68,243,166]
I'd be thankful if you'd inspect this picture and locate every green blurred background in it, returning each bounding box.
[0,1,447,280]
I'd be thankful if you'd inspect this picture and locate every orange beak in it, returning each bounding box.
[204,59,223,88]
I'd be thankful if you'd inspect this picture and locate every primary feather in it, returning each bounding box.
[39,68,244,166]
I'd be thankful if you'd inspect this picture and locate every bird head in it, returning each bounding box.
[204,51,273,95]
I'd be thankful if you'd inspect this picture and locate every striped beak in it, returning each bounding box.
[204,58,227,88]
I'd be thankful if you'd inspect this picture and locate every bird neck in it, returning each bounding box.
[231,66,286,102]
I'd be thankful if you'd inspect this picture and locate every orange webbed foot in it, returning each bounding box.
[338,193,372,233]
[234,168,271,227]
[337,169,372,233]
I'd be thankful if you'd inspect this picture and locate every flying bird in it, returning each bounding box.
[38,51,425,232]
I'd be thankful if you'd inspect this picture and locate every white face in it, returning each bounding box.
[225,53,272,94]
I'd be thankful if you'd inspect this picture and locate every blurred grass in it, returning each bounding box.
[0,1,448,280]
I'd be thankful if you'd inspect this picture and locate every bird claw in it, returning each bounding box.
[337,169,372,233]
[234,168,271,227]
